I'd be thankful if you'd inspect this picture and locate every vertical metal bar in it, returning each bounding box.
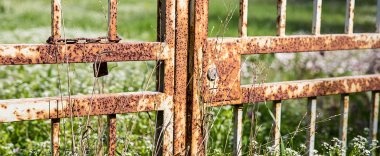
[108,0,118,41]
[188,0,208,154]
[157,0,166,42]
[370,91,379,156]
[377,0,380,33]
[173,0,189,153]
[155,111,164,156]
[339,94,349,155]
[345,0,355,34]
[271,100,281,156]
[204,115,209,156]
[233,104,244,156]
[238,0,248,37]
[307,97,317,156]
[51,0,61,40]
[51,1,61,154]
[161,0,176,153]
[107,114,116,156]
[276,0,287,36]
[51,118,60,156]
[312,0,322,35]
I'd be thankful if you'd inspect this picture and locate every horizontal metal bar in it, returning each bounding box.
[242,74,380,104]
[0,91,166,122]
[206,75,380,107]
[0,42,168,65]
[208,33,380,54]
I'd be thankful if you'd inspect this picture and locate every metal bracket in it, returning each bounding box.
[202,43,241,102]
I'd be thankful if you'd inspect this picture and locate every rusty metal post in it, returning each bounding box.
[370,91,379,156]
[233,104,244,156]
[108,0,118,41]
[107,114,116,156]
[377,0,380,33]
[271,100,281,156]
[239,0,248,37]
[188,0,208,154]
[155,2,166,155]
[345,0,355,34]
[156,0,176,153]
[157,0,165,42]
[51,0,61,40]
[51,118,60,156]
[276,0,287,36]
[155,111,164,156]
[51,1,61,155]
[307,97,316,156]
[339,94,349,155]
[173,0,189,154]
[312,0,322,35]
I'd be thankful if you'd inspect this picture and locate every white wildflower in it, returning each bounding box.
[313,150,318,154]
[363,150,370,156]
[300,144,306,149]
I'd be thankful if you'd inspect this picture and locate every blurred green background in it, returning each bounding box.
[0,0,379,155]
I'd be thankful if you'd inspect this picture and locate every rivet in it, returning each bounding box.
[207,66,218,81]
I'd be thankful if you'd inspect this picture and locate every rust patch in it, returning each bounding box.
[0,42,166,65]
[202,43,241,102]
[108,0,118,42]
[107,114,117,156]
[206,34,380,55]
[0,105,7,109]
[0,92,164,122]
[241,75,380,104]
[51,118,60,156]
[51,0,61,39]
[173,0,189,153]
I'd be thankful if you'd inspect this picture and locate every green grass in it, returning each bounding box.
[0,0,379,155]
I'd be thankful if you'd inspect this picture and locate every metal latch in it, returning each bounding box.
[93,62,108,77]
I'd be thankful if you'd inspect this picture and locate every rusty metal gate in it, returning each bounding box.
[0,0,380,155]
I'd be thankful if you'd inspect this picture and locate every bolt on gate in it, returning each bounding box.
[0,0,380,155]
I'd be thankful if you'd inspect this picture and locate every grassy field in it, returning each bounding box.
[0,0,379,155]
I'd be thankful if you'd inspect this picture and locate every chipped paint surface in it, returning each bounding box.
[51,118,60,156]
[188,0,209,154]
[233,105,243,156]
[312,0,322,35]
[369,91,379,156]
[107,114,117,156]
[0,42,168,65]
[51,0,61,40]
[276,0,287,36]
[345,0,355,34]
[209,34,380,54]
[239,0,247,37]
[0,92,166,122]
[202,43,241,103]
[307,97,316,156]
[173,0,189,153]
[272,100,281,156]
[108,0,118,41]
[339,94,349,156]
[241,75,380,104]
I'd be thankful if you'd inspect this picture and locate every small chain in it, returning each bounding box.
[46,36,122,44]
